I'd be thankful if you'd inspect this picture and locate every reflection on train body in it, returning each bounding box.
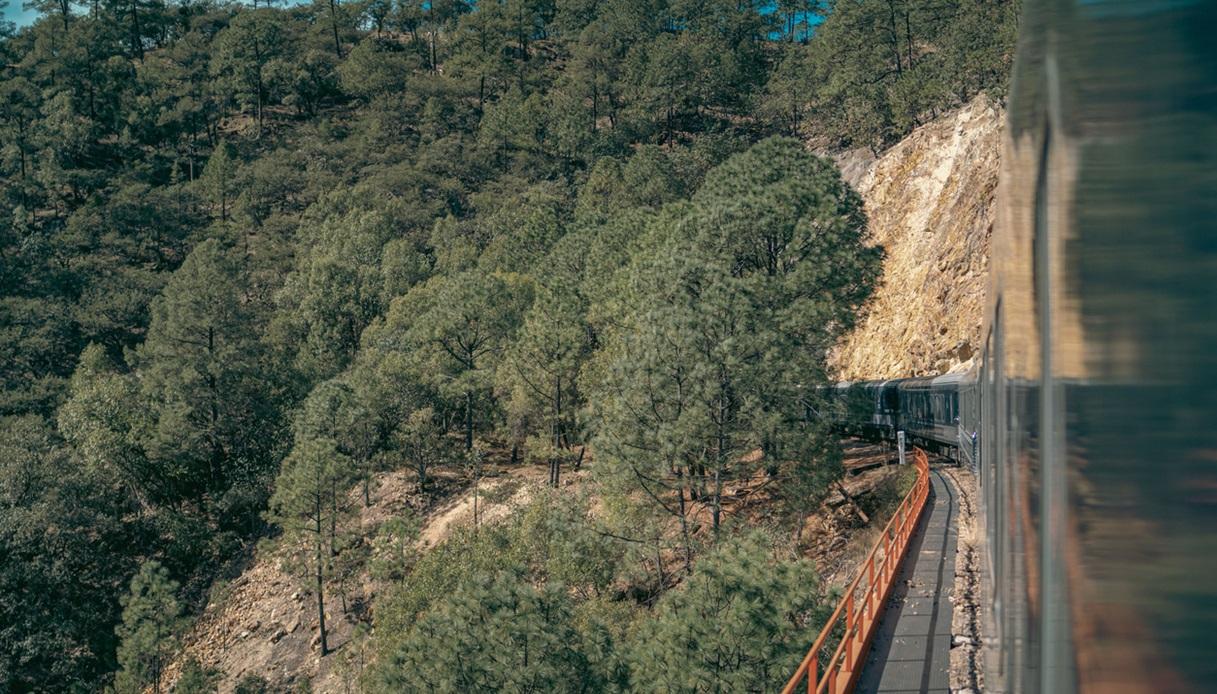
[976,0,1217,691]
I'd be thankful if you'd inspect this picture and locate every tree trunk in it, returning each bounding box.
[328,0,343,58]
[130,0,144,60]
[711,466,722,537]
[472,472,480,528]
[551,376,562,488]
[207,326,223,490]
[835,480,871,524]
[464,391,474,450]
[904,8,914,70]
[607,90,619,129]
[677,485,693,575]
[315,507,329,656]
[329,479,338,556]
[653,535,666,591]
[887,0,903,75]
[712,393,727,536]
[591,82,599,131]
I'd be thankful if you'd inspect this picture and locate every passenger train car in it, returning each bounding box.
[826,2,1217,690]
[825,374,975,457]
[970,0,1217,691]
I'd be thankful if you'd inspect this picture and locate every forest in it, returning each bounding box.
[0,0,1015,690]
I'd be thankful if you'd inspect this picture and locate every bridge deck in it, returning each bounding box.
[856,467,958,694]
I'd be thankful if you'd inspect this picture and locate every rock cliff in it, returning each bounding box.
[828,95,1002,380]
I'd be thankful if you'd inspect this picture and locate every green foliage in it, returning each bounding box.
[0,0,1012,686]
[394,406,457,492]
[114,561,183,694]
[0,414,140,691]
[136,238,285,502]
[372,567,594,693]
[232,674,271,694]
[371,493,623,661]
[370,269,532,449]
[173,657,218,694]
[589,137,879,560]
[57,345,151,499]
[368,515,421,584]
[628,533,827,692]
[267,435,357,655]
[210,9,288,134]
[768,0,1019,151]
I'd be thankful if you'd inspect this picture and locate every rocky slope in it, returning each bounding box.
[162,465,552,693]
[828,95,1002,380]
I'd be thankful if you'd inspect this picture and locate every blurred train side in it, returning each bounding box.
[826,2,1216,689]
[973,0,1217,691]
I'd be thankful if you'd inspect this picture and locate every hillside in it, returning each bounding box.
[160,98,1006,692]
[1,0,1017,689]
[829,95,1003,380]
[162,465,554,692]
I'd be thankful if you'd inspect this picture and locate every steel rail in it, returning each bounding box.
[781,448,932,694]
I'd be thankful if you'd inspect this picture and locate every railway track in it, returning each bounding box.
[854,463,956,694]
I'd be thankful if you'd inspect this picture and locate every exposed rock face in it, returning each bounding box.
[828,95,1002,380]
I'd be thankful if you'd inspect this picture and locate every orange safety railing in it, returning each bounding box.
[781,448,931,694]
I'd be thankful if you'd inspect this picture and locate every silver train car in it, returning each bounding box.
[967,0,1217,691]
[826,375,975,457]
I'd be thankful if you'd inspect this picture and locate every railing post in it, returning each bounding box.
[867,560,875,616]
[844,594,855,673]
[884,532,892,580]
[808,656,817,694]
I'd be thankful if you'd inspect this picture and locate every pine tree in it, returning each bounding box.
[499,284,587,487]
[272,201,426,383]
[377,270,531,450]
[395,406,455,493]
[210,9,287,136]
[372,567,593,692]
[172,658,217,694]
[198,142,237,221]
[135,238,282,503]
[628,533,827,692]
[57,344,154,501]
[114,561,182,694]
[589,137,879,548]
[268,437,355,656]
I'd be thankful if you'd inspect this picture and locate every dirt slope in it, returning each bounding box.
[828,95,1003,380]
[162,465,552,693]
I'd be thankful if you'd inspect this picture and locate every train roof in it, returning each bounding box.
[834,372,976,390]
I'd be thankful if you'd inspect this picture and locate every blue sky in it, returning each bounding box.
[5,1,822,35]
[3,1,40,28]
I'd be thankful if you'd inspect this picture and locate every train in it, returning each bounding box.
[825,1,1217,691]
[970,0,1217,691]
[822,373,976,459]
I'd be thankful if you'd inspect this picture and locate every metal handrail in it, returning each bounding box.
[781,448,932,694]
[957,423,974,468]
